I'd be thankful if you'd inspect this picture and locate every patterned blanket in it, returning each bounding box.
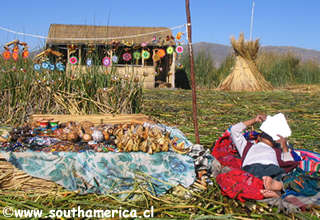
[1,151,195,196]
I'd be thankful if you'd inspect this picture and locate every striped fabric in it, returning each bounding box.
[295,149,320,172]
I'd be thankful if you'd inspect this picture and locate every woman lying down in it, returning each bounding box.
[230,113,298,198]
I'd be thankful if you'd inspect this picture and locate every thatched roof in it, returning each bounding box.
[46,24,175,46]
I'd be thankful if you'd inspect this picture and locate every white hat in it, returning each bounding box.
[260,113,291,141]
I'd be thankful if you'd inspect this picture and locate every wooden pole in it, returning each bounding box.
[185,0,200,144]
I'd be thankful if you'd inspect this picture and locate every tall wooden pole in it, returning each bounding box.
[185,0,200,144]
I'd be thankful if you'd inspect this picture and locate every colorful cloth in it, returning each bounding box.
[283,168,320,197]
[211,129,242,169]
[216,168,264,202]
[1,151,195,196]
[295,149,320,173]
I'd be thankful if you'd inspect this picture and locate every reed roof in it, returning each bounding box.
[46,24,175,46]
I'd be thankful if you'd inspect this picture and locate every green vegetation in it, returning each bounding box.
[181,50,320,88]
[0,59,143,125]
[0,55,320,219]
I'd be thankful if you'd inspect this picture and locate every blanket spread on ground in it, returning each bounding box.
[1,124,196,196]
[1,151,195,196]
[212,128,320,211]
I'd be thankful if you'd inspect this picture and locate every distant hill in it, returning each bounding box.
[192,42,320,67]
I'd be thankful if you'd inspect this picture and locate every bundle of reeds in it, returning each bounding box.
[218,33,273,91]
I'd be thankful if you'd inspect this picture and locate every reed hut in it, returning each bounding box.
[218,33,273,91]
[46,24,177,89]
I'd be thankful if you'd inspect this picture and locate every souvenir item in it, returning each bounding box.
[142,50,150,59]
[34,64,41,71]
[22,49,29,59]
[49,64,55,71]
[166,46,174,55]
[102,56,111,67]
[41,62,49,69]
[157,49,166,58]
[69,56,78,64]
[176,46,184,54]
[86,58,92,67]
[141,42,148,47]
[153,54,160,62]
[112,55,118,63]
[176,32,183,40]
[133,51,141,59]
[2,50,11,60]
[122,52,132,62]
[12,52,19,61]
[56,62,65,71]
[92,130,104,142]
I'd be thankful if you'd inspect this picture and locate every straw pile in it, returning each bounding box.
[218,33,273,91]
[0,155,59,192]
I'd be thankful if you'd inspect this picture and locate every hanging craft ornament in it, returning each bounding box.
[86,58,92,67]
[133,51,141,60]
[112,55,118,63]
[102,56,111,67]
[56,62,65,71]
[142,50,150,59]
[34,64,41,71]
[166,46,174,55]
[176,46,184,54]
[177,63,184,69]
[122,52,132,62]
[69,56,78,65]
[176,32,183,40]
[49,64,55,71]
[141,42,148,47]
[22,47,29,59]
[2,50,11,60]
[157,49,166,58]
[12,52,19,61]
[41,62,49,69]
[153,53,160,62]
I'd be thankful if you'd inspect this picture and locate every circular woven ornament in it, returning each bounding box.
[157,49,166,58]
[166,46,174,55]
[142,50,150,59]
[56,62,65,71]
[69,56,78,64]
[41,62,49,69]
[133,51,141,60]
[176,46,184,54]
[112,55,118,63]
[86,58,92,67]
[34,64,41,71]
[102,56,111,67]
[49,64,55,71]
[122,52,132,62]
[2,50,11,60]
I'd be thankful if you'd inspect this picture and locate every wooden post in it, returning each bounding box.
[185,0,200,144]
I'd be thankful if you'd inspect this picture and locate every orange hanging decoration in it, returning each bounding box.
[157,49,166,58]
[2,50,11,60]
[12,52,19,61]
[22,49,29,59]
[176,32,183,40]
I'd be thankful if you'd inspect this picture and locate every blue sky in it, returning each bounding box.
[1,0,319,51]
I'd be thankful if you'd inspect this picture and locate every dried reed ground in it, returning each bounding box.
[0,86,320,219]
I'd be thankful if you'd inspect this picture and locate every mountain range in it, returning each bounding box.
[192,42,320,67]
